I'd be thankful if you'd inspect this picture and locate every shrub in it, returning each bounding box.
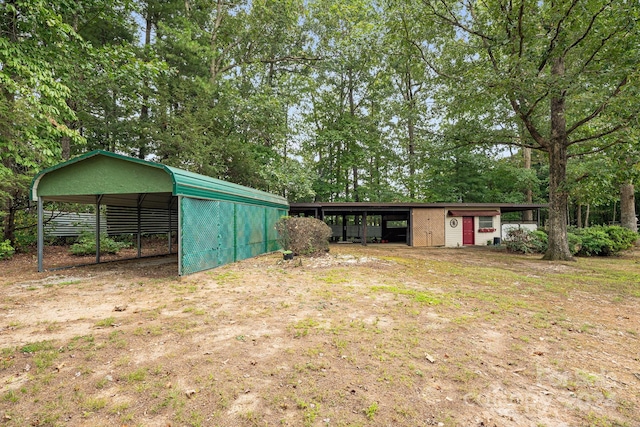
[575,225,638,257]
[13,210,38,252]
[576,227,614,256]
[275,216,332,256]
[0,240,15,260]
[567,232,582,255]
[504,225,638,257]
[602,225,639,253]
[504,228,547,254]
[529,230,549,253]
[70,231,130,256]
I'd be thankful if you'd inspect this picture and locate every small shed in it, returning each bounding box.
[31,150,289,275]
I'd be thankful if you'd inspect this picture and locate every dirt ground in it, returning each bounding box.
[0,244,639,426]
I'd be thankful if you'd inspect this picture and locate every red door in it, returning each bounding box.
[462,217,475,245]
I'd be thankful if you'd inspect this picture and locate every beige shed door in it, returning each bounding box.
[412,208,445,246]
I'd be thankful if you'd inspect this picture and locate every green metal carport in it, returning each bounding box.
[31,150,289,275]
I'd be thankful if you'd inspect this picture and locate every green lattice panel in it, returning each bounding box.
[181,198,222,275]
[180,198,285,275]
[217,201,235,265]
[235,204,266,261]
[266,207,283,251]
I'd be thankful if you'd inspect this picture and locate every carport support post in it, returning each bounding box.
[362,211,368,246]
[342,214,347,242]
[168,197,173,254]
[137,199,141,257]
[177,196,183,276]
[37,197,44,272]
[96,195,103,264]
[137,194,146,258]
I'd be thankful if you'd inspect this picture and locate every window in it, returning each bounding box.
[479,216,493,228]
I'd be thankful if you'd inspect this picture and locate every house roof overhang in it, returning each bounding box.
[448,210,500,217]
[289,202,546,215]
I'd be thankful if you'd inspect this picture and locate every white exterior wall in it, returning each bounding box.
[502,223,538,239]
[444,211,502,247]
[445,213,463,247]
[476,214,501,245]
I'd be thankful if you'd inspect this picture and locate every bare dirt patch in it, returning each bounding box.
[1,244,639,426]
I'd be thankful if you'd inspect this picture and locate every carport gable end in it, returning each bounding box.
[31,150,289,275]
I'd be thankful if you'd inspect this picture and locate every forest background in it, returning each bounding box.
[1,0,639,260]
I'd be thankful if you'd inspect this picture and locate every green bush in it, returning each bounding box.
[70,231,130,256]
[575,225,637,257]
[567,232,582,255]
[602,225,639,253]
[13,210,38,252]
[275,216,332,256]
[0,239,15,260]
[504,228,547,254]
[577,228,614,256]
[529,230,549,253]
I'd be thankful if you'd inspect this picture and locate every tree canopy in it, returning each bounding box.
[1,0,638,258]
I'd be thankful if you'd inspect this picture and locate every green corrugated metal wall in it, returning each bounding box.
[180,197,286,275]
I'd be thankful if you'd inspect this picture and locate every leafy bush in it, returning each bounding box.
[0,239,15,260]
[275,216,332,256]
[529,230,549,253]
[602,225,639,253]
[504,228,547,254]
[70,231,130,256]
[567,232,583,255]
[575,225,637,257]
[577,228,612,256]
[12,210,38,252]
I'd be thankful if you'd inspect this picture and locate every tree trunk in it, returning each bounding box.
[620,182,637,232]
[403,67,416,199]
[2,193,16,243]
[353,166,359,202]
[523,146,533,221]
[209,0,225,82]
[543,143,573,260]
[584,204,590,228]
[576,204,582,228]
[138,9,154,159]
[542,57,574,261]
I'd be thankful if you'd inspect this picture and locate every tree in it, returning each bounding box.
[149,0,313,191]
[566,155,616,227]
[414,0,640,260]
[301,0,400,202]
[0,0,85,242]
[609,140,640,232]
[383,1,437,199]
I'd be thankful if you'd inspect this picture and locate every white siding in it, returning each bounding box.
[445,214,463,247]
[444,210,502,247]
[502,223,537,239]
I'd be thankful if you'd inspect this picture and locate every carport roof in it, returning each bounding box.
[31,150,289,209]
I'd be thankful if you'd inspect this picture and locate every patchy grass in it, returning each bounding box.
[0,245,638,426]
